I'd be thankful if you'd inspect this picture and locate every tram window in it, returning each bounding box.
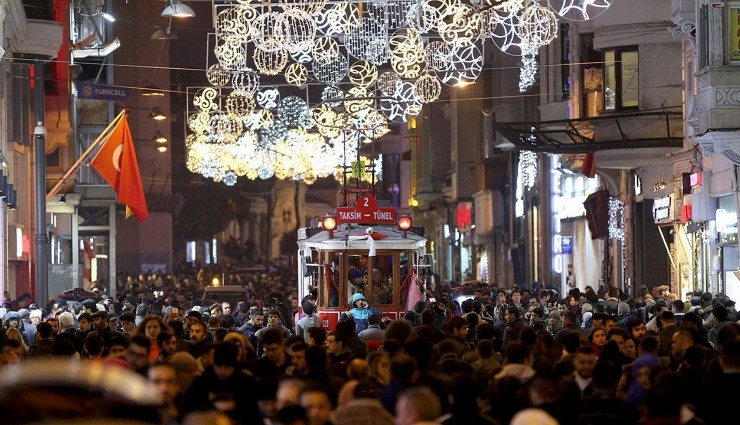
[319,253,341,308]
[367,254,394,305]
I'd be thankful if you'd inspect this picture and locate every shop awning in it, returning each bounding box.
[494,111,683,154]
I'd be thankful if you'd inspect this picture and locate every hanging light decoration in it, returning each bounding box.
[608,197,625,241]
[519,150,538,189]
[186,0,613,184]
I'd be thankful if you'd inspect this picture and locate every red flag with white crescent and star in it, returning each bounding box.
[90,113,149,223]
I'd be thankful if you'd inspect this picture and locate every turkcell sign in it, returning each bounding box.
[76,83,131,101]
[336,207,397,224]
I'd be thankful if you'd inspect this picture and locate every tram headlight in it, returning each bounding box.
[398,215,412,238]
[322,216,337,239]
[322,216,337,231]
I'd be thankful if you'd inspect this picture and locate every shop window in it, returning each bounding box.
[729,6,740,64]
[604,48,639,111]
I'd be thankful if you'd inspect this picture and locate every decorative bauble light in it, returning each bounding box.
[285,63,309,86]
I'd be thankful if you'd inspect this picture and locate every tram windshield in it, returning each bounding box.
[318,251,414,309]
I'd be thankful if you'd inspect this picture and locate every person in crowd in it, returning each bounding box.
[295,300,320,343]
[136,314,170,362]
[89,310,122,355]
[394,386,441,425]
[255,310,292,357]
[588,326,608,357]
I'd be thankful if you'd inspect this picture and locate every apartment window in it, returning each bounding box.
[699,4,709,68]
[604,48,639,111]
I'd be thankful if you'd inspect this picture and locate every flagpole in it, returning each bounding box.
[45,110,126,203]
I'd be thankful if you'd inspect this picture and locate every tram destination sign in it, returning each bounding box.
[335,196,397,224]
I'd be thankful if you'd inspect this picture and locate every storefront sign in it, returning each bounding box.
[653,196,672,222]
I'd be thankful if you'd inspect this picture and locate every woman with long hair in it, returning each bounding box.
[134,314,171,363]
[367,350,391,388]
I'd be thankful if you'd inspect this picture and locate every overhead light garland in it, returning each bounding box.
[184,0,612,185]
[519,150,538,189]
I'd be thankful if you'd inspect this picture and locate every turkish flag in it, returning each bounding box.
[90,114,149,223]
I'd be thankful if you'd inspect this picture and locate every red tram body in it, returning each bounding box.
[297,196,428,331]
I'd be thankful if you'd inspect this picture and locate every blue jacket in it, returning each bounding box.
[348,293,380,334]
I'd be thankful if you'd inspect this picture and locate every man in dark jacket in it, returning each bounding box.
[181,342,263,424]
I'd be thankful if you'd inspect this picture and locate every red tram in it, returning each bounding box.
[297,195,428,330]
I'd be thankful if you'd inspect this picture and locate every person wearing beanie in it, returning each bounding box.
[295,301,321,343]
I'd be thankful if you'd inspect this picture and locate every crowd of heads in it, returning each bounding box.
[1,263,740,425]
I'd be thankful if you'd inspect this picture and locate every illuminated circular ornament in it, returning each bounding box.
[349,60,378,89]
[425,41,451,72]
[225,91,256,117]
[438,4,481,44]
[253,47,288,76]
[215,6,252,43]
[285,63,308,87]
[441,41,482,86]
[206,64,232,87]
[207,111,241,144]
[406,1,438,33]
[261,119,288,144]
[223,171,238,186]
[312,36,340,64]
[290,42,313,64]
[232,69,260,94]
[488,0,525,13]
[312,104,345,138]
[188,111,211,133]
[490,11,525,56]
[344,87,374,117]
[214,40,247,71]
[312,54,348,85]
[316,3,361,36]
[372,0,414,30]
[388,28,426,79]
[280,0,327,17]
[345,16,389,65]
[282,9,317,54]
[193,87,220,112]
[550,0,612,21]
[256,87,281,109]
[278,96,313,128]
[413,73,442,103]
[376,71,401,95]
[380,81,422,123]
[347,108,389,143]
[516,4,559,48]
[321,86,345,107]
[253,12,285,53]
[246,108,275,130]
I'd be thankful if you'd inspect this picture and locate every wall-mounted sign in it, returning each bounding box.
[456,202,473,229]
[690,172,703,187]
[653,196,672,222]
[561,236,573,254]
[731,7,740,62]
[76,83,131,101]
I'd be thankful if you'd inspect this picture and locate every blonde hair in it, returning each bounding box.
[5,327,29,353]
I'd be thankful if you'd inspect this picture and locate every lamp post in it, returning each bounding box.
[34,61,49,307]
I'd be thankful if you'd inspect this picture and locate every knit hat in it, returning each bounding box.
[186,310,202,321]
[302,301,315,316]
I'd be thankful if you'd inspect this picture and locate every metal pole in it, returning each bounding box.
[33,61,49,307]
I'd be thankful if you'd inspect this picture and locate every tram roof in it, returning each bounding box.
[298,223,426,252]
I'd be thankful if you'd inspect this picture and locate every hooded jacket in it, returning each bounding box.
[348,293,380,334]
